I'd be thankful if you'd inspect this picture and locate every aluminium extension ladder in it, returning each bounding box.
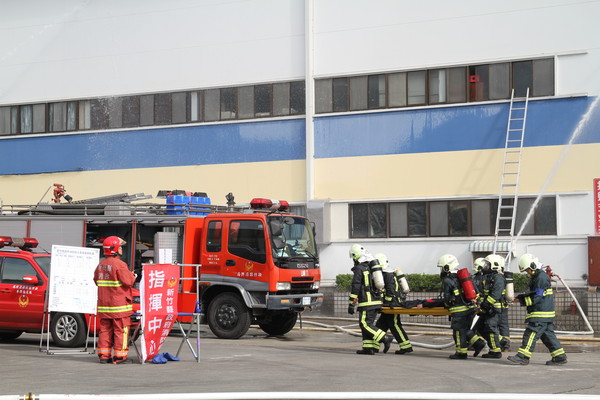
[492,88,529,267]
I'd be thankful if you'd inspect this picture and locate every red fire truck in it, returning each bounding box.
[0,192,323,340]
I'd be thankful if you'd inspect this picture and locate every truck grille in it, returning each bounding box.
[290,282,313,292]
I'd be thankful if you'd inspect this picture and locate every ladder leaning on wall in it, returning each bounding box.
[492,88,529,267]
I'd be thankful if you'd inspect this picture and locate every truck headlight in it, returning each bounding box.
[312,280,320,290]
[276,282,291,291]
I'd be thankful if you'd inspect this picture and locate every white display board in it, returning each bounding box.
[48,245,99,314]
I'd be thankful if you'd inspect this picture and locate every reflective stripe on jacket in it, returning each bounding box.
[94,256,135,319]
[441,274,473,316]
[349,262,382,310]
[481,273,505,312]
[519,269,556,322]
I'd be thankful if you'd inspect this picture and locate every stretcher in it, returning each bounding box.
[381,306,450,316]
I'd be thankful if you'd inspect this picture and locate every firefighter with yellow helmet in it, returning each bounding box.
[472,257,486,294]
[435,254,484,359]
[507,254,567,366]
[373,253,414,354]
[475,253,506,359]
[348,244,393,355]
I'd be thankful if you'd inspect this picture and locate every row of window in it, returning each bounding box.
[0,57,554,137]
[0,81,306,136]
[349,197,557,238]
[317,58,554,113]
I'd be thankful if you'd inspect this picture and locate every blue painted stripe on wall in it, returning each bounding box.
[2,97,599,175]
[314,96,600,158]
[0,119,306,175]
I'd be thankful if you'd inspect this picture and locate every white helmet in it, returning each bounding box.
[437,254,459,273]
[349,244,366,261]
[518,253,541,273]
[484,254,505,273]
[473,257,486,274]
[374,253,393,272]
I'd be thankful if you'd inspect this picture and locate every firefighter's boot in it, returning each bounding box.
[395,347,413,355]
[472,339,486,357]
[449,353,467,360]
[507,355,530,365]
[482,352,502,359]
[546,356,567,366]
[381,335,393,354]
[356,348,375,355]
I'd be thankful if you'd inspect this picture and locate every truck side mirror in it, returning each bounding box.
[310,221,317,238]
[269,220,284,236]
[22,275,39,285]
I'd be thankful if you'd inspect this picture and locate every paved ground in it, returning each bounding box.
[1,320,600,397]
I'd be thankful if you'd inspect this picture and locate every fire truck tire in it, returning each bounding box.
[50,313,87,348]
[207,293,251,339]
[0,331,23,341]
[257,311,298,336]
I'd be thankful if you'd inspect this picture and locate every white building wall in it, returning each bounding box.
[314,1,600,97]
[0,0,306,104]
[558,193,594,235]
[3,1,600,104]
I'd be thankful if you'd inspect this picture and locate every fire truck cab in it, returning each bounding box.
[182,199,322,338]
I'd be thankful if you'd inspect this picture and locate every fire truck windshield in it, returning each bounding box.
[268,216,317,260]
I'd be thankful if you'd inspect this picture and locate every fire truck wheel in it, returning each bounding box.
[207,293,251,339]
[50,313,87,348]
[0,331,23,341]
[257,311,298,336]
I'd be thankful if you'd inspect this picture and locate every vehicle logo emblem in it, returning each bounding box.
[19,295,29,308]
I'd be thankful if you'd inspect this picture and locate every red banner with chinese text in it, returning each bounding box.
[595,178,600,236]
[140,264,180,362]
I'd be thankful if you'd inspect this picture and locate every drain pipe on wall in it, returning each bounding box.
[304,0,315,202]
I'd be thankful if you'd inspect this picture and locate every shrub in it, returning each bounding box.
[335,271,530,293]
[405,273,442,292]
[335,274,353,292]
[335,273,441,292]
[512,273,529,292]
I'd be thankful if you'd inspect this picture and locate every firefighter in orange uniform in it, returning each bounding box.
[94,236,136,364]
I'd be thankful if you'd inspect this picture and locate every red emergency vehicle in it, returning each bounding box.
[0,236,140,347]
[0,192,323,339]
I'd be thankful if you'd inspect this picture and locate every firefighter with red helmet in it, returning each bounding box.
[94,236,136,364]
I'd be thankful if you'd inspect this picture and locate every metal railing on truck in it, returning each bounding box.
[0,201,245,217]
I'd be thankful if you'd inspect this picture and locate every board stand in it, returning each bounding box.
[38,290,96,355]
[174,307,202,363]
[129,314,144,364]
